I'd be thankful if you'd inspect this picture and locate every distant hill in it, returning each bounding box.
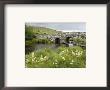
[25,25,61,35]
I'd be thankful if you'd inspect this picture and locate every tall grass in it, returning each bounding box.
[25,46,86,68]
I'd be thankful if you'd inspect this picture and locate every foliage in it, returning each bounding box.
[35,38,54,44]
[73,37,86,46]
[25,25,36,54]
[25,46,86,68]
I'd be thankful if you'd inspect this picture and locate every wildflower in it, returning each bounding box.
[66,49,68,52]
[44,56,47,59]
[31,52,34,57]
[72,51,75,55]
[34,57,36,60]
[62,57,65,60]
[70,62,73,64]
[40,55,43,58]
[62,50,65,53]
[26,59,29,63]
[55,63,57,64]
[40,55,44,61]
[77,52,80,56]
[71,60,74,62]
[32,58,35,62]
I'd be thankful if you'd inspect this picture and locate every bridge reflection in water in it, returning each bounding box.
[34,37,74,51]
[35,44,58,51]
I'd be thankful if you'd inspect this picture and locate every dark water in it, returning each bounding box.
[34,44,60,51]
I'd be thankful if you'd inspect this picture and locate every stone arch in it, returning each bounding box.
[66,37,71,43]
[55,38,60,44]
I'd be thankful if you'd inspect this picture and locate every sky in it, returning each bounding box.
[26,22,86,32]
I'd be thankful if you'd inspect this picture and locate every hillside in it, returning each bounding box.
[25,25,60,35]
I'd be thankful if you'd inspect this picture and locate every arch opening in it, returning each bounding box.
[55,38,60,45]
[66,37,71,43]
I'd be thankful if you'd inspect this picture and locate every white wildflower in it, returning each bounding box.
[75,52,78,56]
[34,57,36,60]
[62,50,65,53]
[40,55,44,61]
[62,57,65,60]
[72,51,75,55]
[26,59,29,63]
[55,63,57,64]
[70,62,73,64]
[44,56,47,59]
[32,58,35,62]
[77,52,80,56]
[31,52,34,57]
[71,60,74,62]
[41,55,43,58]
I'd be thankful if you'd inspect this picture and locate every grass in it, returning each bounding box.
[25,46,86,68]
[25,25,58,35]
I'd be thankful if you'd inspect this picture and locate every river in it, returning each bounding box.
[34,44,60,51]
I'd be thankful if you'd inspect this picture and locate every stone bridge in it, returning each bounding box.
[35,32,86,47]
